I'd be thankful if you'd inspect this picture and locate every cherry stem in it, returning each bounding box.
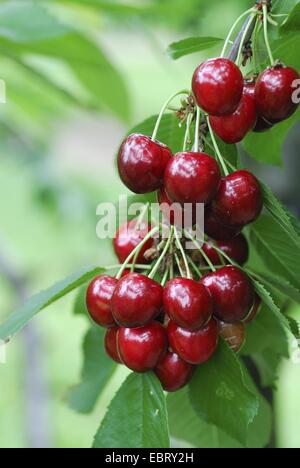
[236,12,257,66]
[148,226,174,280]
[252,16,261,72]
[221,8,256,58]
[152,90,190,141]
[210,244,238,266]
[174,228,192,279]
[183,112,193,151]
[184,230,216,273]
[161,267,170,287]
[174,253,185,277]
[194,106,201,152]
[206,116,229,176]
[263,4,275,66]
[105,264,152,271]
[187,254,203,278]
[136,203,149,230]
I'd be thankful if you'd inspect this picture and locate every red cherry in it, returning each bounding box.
[157,187,196,228]
[155,351,194,392]
[167,318,219,365]
[120,269,131,278]
[202,234,249,266]
[192,58,244,116]
[201,266,254,323]
[86,275,117,327]
[111,273,163,327]
[163,278,213,330]
[113,219,154,264]
[118,322,167,372]
[104,327,122,363]
[164,152,221,204]
[255,65,300,123]
[219,321,246,353]
[118,133,172,194]
[209,87,257,144]
[204,208,243,241]
[244,293,262,323]
[253,116,274,133]
[212,170,263,227]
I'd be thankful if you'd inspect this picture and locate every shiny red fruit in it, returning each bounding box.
[192,58,244,116]
[219,321,246,353]
[113,219,154,264]
[255,65,300,123]
[202,234,249,266]
[163,278,213,330]
[118,133,172,194]
[105,327,122,363]
[167,318,219,365]
[111,273,163,327]
[86,275,117,327]
[253,116,274,133]
[118,322,167,372]
[212,170,263,227]
[204,209,243,240]
[155,351,194,392]
[201,266,254,323]
[157,187,197,228]
[244,293,262,323]
[164,152,221,204]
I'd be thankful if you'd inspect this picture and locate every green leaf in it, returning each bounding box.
[252,271,300,304]
[286,316,300,339]
[0,266,103,340]
[251,350,282,388]
[280,2,300,32]
[93,373,170,448]
[167,36,223,60]
[67,326,117,414]
[73,284,89,316]
[189,340,259,446]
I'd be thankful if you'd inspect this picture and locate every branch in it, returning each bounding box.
[227,14,257,62]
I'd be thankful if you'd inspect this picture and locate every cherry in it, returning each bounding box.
[192,58,244,116]
[255,65,300,123]
[244,293,262,323]
[155,351,194,392]
[253,116,274,133]
[219,321,246,353]
[201,266,254,323]
[104,327,122,363]
[212,170,263,227]
[209,87,257,144]
[118,133,172,194]
[86,275,117,328]
[164,152,221,204]
[113,219,154,264]
[204,208,243,241]
[167,318,219,365]
[157,187,196,228]
[111,273,163,327]
[163,278,213,330]
[118,322,167,372]
[202,234,249,266]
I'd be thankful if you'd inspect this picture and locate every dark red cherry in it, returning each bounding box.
[111,273,163,327]
[113,219,154,264]
[104,327,122,363]
[244,293,262,323]
[164,152,221,204]
[118,322,167,372]
[201,266,254,323]
[204,208,243,241]
[212,170,263,227]
[118,133,172,194]
[192,58,244,116]
[167,318,219,365]
[86,275,117,327]
[157,187,196,228]
[255,65,300,123]
[202,234,249,266]
[155,351,194,392]
[253,116,274,133]
[219,321,246,353]
[163,278,213,330]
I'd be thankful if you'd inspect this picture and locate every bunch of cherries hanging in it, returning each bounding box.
[86,1,299,392]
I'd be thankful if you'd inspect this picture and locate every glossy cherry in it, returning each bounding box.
[202,234,249,266]
[111,273,163,327]
[201,266,254,323]
[105,327,122,363]
[157,187,196,228]
[255,65,300,123]
[192,58,244,116]
[212,170,263,227]
[244,293,262,324]
[155,351,194,392]
[163,278,213,330]
[219,321,246,353]
[204,208,243,241]
[118,322,167,372]
[164,152,221,204]
[113,219,154,264]
[86,275,117,327]
[118,133,172,194]
[167,318,219,365]
[253,116,274,133]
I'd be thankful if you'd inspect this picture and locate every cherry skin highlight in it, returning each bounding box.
[218,321,246,353]
[113,219,154,264]
[86,275,117,328]
[105,327,122,363]
[155,351,194,392]
[202,234,249,266]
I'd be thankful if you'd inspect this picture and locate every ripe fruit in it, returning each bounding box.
[163,278,213,330]
[219,321,246,353]
[157,187,196,227]
[155,351,194,392]
[105,327,122,363]
[192,58,244,116]
[164,152,221,204]
[201,266,254,323]
[202,234,249,266]
[113,219,154,264]
[253,116,273,133]
[167,318,219,365]
[212,170,263,227]
[111,273,163,327]
[118,133,172,194]
[118,322,167,372]
[86,275,117,327]
[244,293,262,324]
[204,209,243,240]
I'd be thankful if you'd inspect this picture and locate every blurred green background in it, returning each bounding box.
[0,0,299,448]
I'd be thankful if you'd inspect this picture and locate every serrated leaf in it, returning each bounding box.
[73,284,89,316]
[286,316,300,339]
[167,36,223,60]
[0,266,103,340]
[93,373,170,448]
[280,2,300,32]
[252,271,300,304]
[189,340,259,446]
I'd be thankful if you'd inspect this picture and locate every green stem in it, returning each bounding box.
[252,16,260,72]
[105,264,152,271]
[174,228,192,279]
[194,106,201,152]
[263,4,275,66]
[136,203,149,229]
[161,268,170,287]
[174,253,185,277]
[148,227,174,279]
[209,244,237,266]
[184,230,216,272]
[236,12,257,66]
[221,8,256,58]
[152,90,190,141]
[206,117,229,176]
[187,254,202,278]
[183,113,193,151]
